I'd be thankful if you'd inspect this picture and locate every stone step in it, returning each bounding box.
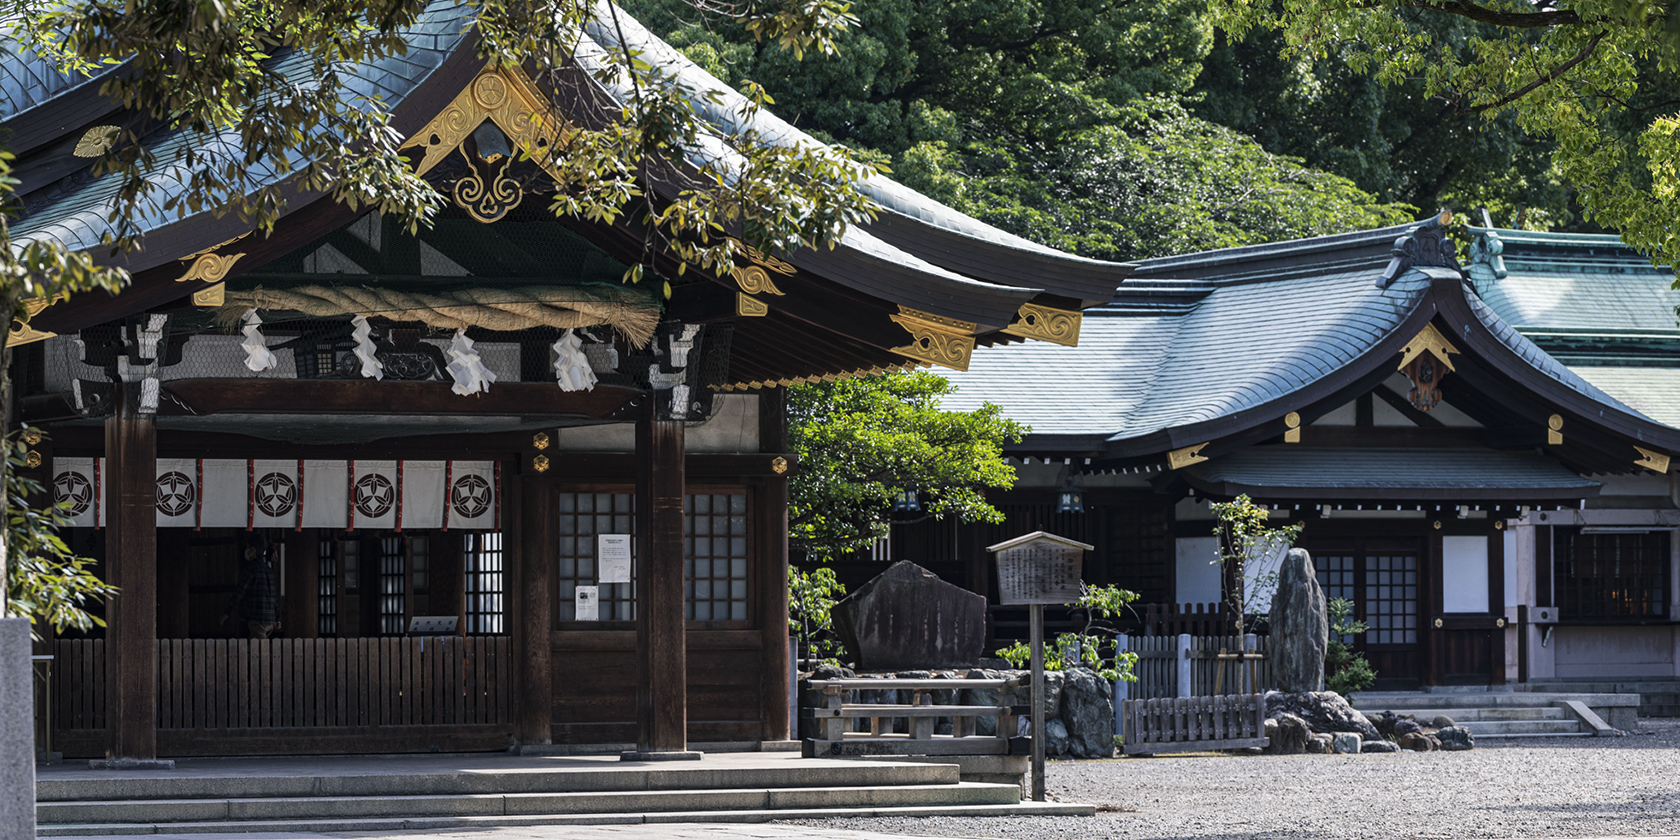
[1360,707,1569,723]
[1458,719,1583,736]
[36,801,1094,837]
[37,783,1021,826]
[37,759,956,803]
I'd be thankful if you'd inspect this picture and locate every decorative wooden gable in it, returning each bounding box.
[1398,322,1460,411]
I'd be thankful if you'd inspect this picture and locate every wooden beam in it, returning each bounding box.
[757,389,791,742]
[104,381,158,760]
[516,477,552,745]
[635,410,689,753]
[161,380,644,419]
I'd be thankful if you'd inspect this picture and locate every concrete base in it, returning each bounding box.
[1,617,37,840]
[621,750,704,762]
[87,758,177,770]
[512,741,790,756]
[844,754,1028,787]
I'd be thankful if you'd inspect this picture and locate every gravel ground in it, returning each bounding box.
[782,718,1680,840]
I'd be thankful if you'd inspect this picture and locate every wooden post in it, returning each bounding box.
[758,388,791,743]
[631,410,695,758]
[516,476,552,745]
[1029,602,1045,802]
[104,381,158,761]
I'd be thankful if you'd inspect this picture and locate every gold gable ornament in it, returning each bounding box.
[889,306,976,372]
[1167,442,1210,470]
[1397,322,1460,411]
[1284,411,1302,443]
[735,293,768,317]
[1002,302,1081,346]
[1634,445,1670,473]
[6,293,68,347]
[191,283,226,308]
[1547,414,1564,446]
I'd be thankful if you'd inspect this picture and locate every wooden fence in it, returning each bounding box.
[53,636,513,753]
[1120,694,1267,755]
[1138,603,1240,637]
[1124,635,1275,700]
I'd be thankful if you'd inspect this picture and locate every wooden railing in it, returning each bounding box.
[1125,635,1274,700]
[1120,694,1267,755]
[1139,602,1240,637]
[802,677,1022,757]
[55,636,512,733]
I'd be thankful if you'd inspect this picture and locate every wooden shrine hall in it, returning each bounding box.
[2,5,1128,760]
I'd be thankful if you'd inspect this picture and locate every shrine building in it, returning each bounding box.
[3,5,1127,759]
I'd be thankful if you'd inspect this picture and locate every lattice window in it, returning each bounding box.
[556,492,635,621]
[378,536,406,635]
[1555,529,1669,619]
[410,535,430,618]
[1314,553,1357,644]
[1365,553,1418,645]
[317,539,338,637]
[684,493,749,621]
[464,532,505,634]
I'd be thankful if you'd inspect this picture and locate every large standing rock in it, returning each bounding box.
[1270,548,1328,693]
[1058,667,1115,759]
[1045,718,1070,756]
[831,561,987,670]
[1265,691,1381,741]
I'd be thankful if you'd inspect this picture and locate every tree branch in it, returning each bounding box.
[1407,1,1582,28]
[1462,28,1607,114]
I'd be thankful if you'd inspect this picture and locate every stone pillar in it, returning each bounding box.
[104,379,161,763]
[0,617,35,837]
[628,411,695,759]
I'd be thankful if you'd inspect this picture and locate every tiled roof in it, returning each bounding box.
[1570,367,1680,428]
[1468,227,1680,339]
[0,37,120,123]
[1182,447,1602,500]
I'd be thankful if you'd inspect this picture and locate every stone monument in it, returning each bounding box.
[1,617,35,838]
[1270,547,1327,693]
[830,561,987,670]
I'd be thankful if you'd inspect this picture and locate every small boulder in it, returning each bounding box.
[1306,733,1334,753]
[1270,713,1311,755]
[1398,732,1440,751]
[1432,715,1458,730]
[1059,667,1116,759]
[1332,732,1362,754]
[1361,739,1401,753]
[1437,726,1475,751]
[1265,691,1381,741]
[1368,710,1401,740]
[1393,718,1423,738]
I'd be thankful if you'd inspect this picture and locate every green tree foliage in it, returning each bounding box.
[630,0,1414,260]
[993,584,1141,682]
[4,430,116,636]
[1326,596,1376,697]
[789,566,846,665]
[787,371,1024,562]
[1193,27,1579,230]
[1210,494,1302,636]
[1209,0,1680,273]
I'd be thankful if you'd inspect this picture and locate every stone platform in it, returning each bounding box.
[35,749,1090,835]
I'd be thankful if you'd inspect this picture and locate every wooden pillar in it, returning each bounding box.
[758,389,791,743]
[156,530,190,640]
[515,476,552,744]
[282,531,314,638]
[104,381,157,760]
[634,411,690,755]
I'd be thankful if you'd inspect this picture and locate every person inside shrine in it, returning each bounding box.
[221,536,278,640]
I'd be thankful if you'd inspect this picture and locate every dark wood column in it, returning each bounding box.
[634,411,690,755]
[104,381,157,760]
[516,476,553,744]
[758,389,791,742]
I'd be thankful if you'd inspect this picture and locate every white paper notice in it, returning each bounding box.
[598,534,632,583]
[575,586,599,621]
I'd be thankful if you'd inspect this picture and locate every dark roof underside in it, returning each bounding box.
[1181,447,1603,501]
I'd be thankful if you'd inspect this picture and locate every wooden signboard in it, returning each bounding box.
[990,532,1089,605]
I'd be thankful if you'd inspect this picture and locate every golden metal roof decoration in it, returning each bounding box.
[6,293,68,347]
[191,283,226,308]
[771,456,788,474]
[72,125,121,158]
[1547,413,1564,445]
[1002,302,1081,346]
[532,432,550,451]
[735,293,768,317]
[732,264,785,297]
[889,306,977,371]
[177,234,251,284]
[1398,322,1460,411]
[1284,411,1302,444]
[741,243,796,275]
[21,429,43,445]
[1633,445,1670,473]
[400,65,572,224]
[1167,442,1210,470]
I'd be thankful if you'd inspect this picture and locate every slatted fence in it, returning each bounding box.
[1126,635,1275,700]
[53,636,513,754]
[1120,693,1267,755]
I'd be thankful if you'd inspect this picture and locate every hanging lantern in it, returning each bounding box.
[1057,483,1085,514]
[892,489,920,513]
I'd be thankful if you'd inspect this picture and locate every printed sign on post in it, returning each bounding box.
[575,585,599,621]
[598,534,632,583]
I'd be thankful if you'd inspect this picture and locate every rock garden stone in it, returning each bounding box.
[831,561,988,670]
[959,668,1010,735]
[1265,690,1381,741]
[1399,732,1440,751]
[1306,733,1334,753]
[1432,715,1458,730]
[1059,667,1116,759]
[1332,732,1362,754]
[1270,713,1310,755]
[1437,725,1475,751]
[1271,548,1329,692]
[1393,717,1423,738]
[1046,718,1070,756]
[1360,739,1401,753]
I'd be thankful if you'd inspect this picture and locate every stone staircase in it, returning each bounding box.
[35,752,1088,836]
[1516,679,1680,718]
[1349,692,1639,739]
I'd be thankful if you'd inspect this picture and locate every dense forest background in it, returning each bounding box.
[625,0,1590,262]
